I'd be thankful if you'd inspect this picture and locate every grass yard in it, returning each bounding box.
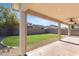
[3,34,63,51]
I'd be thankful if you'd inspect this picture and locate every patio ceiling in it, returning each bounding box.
[12,3,79,25]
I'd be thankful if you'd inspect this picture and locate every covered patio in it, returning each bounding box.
[27,36,79,56]
[11,3,79,56]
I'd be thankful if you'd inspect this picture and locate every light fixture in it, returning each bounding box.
[69,18,74,22]
[75,22,77,25]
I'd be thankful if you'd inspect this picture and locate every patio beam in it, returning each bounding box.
[58,22,61,40]
[27,9,68,25]
[19,4,27,56]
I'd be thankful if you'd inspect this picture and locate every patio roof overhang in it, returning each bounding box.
[12,3,79,25]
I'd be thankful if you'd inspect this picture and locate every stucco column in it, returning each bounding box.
[58,22,61,40]
[19,4,27,56]
[68,24,71,36]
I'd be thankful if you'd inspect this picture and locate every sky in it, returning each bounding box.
[0,3,67,27]
[0,3,12,8]
[27,14,58,26]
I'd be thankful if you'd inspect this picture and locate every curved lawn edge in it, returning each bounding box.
[2,34,64,49]
[1,39,18,48]
[1,36,19,48]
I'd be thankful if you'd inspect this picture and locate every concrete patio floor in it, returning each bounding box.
[27,36,79,56]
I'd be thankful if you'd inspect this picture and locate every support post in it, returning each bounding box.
[58,22,61,40]
[19,4,27,56]
[68,24,71,36]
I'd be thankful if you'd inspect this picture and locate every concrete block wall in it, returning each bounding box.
[71,29,79,36]
[27,26,46,35]
[27,26,79,36]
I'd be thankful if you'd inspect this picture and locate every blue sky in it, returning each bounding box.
[0,3,67,27]
[0,3,12,8]
[27,14,58,26]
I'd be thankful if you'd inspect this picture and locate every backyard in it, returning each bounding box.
[2,34,63,51]
[0,6,64,52]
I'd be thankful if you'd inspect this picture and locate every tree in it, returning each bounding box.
[0,6,19,36]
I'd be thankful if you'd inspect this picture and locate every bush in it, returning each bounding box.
[0,6,19,36]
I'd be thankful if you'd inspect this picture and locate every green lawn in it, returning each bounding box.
[2,34,63,51]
